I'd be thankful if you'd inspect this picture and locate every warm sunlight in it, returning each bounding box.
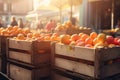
[33,0,50,10]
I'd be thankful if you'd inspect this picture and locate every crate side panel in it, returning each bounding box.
[9,64,32,80]
[9,39,32,51]
[9,51,31,63]
[101,47,120,61]
[55,58,95,77]
[55,43,95,61]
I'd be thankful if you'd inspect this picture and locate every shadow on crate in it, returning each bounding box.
[0,72,12,80]
[52,67,120,80]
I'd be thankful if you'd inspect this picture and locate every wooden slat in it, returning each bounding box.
[55,58,95,77]
[55,43,96,61]
[9,39,32,51]
[9,51,31,64]
[55,54,94,65]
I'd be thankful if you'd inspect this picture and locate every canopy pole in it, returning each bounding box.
[111,0,114,29]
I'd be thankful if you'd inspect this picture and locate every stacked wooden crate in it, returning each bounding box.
[0,36,10,73]
[7,38,51,80]
[51,43,120,80]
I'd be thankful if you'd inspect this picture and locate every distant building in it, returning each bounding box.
[0,0,33,27]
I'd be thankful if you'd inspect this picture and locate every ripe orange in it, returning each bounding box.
[23,28,30,34]
[90,32,98,39]
[85,44,93,48]
[93,38,98,45]
[33,33,40,38]
[60,34,71,45]
[97,33,106,43]
[44,36,51,41]
[76,41,85,46]
[80,34,89,41]
[85,37,93,45]
[71,34,79,41]
[78,33,84,38]
[50,36,60,41]
[17,34,26,40]
[27,33,33,38]
[52,33,59,37]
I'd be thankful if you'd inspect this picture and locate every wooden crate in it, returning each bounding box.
[7,60,50,80]
[7,38,51,66]
[51,43,120,79]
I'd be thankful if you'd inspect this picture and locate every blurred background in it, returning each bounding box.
[0,0,120,32]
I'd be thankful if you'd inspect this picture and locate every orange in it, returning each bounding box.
[93,38,98,45]
[76,41,85,46]
[97,33,106,43]
[13,26,19,31]
[50,36,60,41]
[27,33,33,38]
[52,33,59,37]
[17,34,26,40]
[44,36,51,41]
[33,33,40,38]
[69,41,76,46]
[71,34,79,41]
[6,26,13,31]
[23,28,30,34]
[60,34,71,45]
[90,32,98,39]
[80,34,89,41]
[85,37,93,45]
[85,44,93,48]
[78,33,84,38]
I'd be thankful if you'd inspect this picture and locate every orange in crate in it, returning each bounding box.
[80,34,89,41]
[85,37,93,45]
[90,32,98,39]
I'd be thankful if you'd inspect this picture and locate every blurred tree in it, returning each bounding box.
[51,0,82,23]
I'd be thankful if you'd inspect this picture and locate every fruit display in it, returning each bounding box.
[0,26,31,36]
[10,29,120,49]
[13,32,60,42]
[58,32,120,48]
[54,21,92,35]
[102,28,120,37]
